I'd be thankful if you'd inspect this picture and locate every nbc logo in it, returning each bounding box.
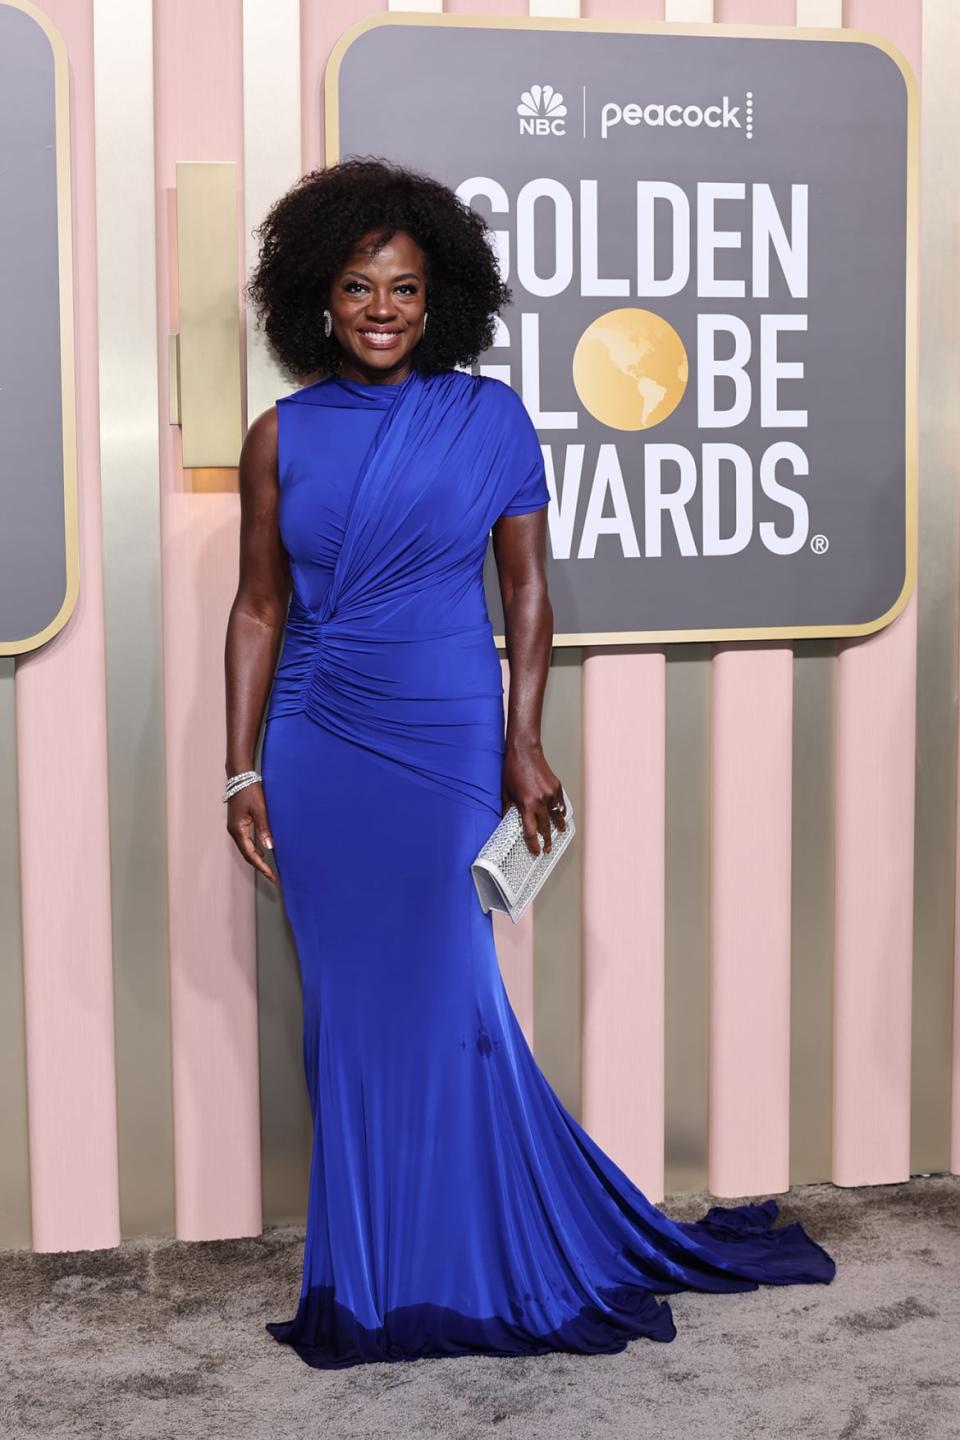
[518,84,567,136]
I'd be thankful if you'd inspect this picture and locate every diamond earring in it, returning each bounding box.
[322,308,332,338]
[422,311,428,335]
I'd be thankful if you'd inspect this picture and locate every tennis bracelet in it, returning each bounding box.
[223,770,262,803]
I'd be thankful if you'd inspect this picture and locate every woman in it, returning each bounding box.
[226,158,836,1369]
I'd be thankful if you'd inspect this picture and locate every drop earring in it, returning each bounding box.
[322,308,332,338]
[422,311,428,335]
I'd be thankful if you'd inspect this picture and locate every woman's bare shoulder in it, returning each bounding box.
[240,405,279,489]
[240,406,277,460]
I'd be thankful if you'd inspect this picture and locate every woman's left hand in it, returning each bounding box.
[502,740,567,856]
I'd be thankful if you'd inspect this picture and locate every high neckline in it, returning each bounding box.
[333,373,408,394]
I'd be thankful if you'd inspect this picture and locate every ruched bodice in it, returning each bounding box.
[264,368,551,817]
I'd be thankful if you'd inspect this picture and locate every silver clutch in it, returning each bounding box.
[470,787,575,923]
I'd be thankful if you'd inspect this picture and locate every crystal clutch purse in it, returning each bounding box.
[470,787,575,923]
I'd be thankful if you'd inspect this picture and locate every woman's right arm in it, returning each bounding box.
[224,405,291,883]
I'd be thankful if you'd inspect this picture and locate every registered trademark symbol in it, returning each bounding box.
[811,534,829,554]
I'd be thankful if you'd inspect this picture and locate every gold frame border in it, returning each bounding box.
[1,0,79,656]
[324,15,918,648]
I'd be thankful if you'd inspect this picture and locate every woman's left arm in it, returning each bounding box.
[491,508,567,855]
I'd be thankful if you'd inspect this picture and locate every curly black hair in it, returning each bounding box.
[244,157,512,382]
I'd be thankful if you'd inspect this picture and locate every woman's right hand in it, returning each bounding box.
[226,783,278,884]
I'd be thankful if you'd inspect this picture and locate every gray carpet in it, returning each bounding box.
[3,1176,959,1440]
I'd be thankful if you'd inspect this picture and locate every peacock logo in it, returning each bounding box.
[517,84,567,137]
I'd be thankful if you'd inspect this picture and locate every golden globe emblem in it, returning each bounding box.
[572,307,689,431]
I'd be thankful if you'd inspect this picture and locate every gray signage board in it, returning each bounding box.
[0,3,77,655]
[328,17,916,645]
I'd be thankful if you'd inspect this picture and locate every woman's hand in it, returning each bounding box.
[502,739,567,856]
[226,783,278,884]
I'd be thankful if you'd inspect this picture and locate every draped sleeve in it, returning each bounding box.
[492,381,550,518]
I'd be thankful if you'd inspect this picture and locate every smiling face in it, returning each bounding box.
[327,228,428,384]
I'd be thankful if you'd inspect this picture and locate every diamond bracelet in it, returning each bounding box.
[223,770,262,803]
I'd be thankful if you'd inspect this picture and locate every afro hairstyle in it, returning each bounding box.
[244,156,512,382]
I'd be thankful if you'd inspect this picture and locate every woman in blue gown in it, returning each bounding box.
[226,158,836,1369]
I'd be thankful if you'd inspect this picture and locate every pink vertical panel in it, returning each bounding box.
[581,651,667,1198]
[843,0,920,56]
[834,601,917,1183]
[302,0,381,171]
[833,0,920,1186]
[163,497,263,1239]
[699,0,794,1198]
[574,0,667,1198]
[703,1,796,1202]
[154,1,261,1238]
[709,645,793,1196]
[573,0,668,1200]
[17,0,121,1253]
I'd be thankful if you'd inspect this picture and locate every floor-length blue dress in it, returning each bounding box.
[259,365,836,1369]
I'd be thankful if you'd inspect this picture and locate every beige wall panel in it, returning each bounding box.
[175,162,244,468]
[795,0,840,24]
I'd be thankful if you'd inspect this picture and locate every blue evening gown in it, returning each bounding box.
[259,366,836,1368]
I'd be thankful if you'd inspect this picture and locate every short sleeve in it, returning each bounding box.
[496,384,550,517]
